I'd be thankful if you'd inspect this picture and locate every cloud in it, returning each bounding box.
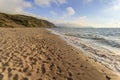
[35,0,51,7]
[50,11,57,16]
[102,0,120,17]
[110,0,120,11]
[66,7,75,16]
[103,0,120,12]
[69,16,90,27]
[83,0,93,3]
[0,0,48,20]
[50,7,75,18]
[69,16,120,28]
[0,0,32,14]
[52,16,90,27]
[63,7,75,18]
[34,0,67,7]
[24,12,48,20]
[52,15,120,28]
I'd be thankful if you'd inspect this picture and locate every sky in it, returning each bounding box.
[0,0,120,28]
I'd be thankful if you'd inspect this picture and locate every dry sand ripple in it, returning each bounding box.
[0,28,119,80]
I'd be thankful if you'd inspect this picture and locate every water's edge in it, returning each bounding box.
[47,28,120,76]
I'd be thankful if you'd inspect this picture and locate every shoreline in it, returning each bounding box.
[0,28,119,80]
[48,28,120,79]
[47,28,120,73]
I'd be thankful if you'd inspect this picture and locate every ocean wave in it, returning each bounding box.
[63,35,120,74]
[64,33,120,48]
[48,28,120,75]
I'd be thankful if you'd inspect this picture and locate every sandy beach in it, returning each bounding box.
[0,28,119,80]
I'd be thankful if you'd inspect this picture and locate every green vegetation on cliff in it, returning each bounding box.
[0,12,56,28]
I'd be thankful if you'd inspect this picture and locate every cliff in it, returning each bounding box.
[0,12,56,28]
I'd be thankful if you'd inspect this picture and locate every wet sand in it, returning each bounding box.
[0,28,119,80]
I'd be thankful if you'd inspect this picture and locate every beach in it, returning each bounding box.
[0,28,119,80]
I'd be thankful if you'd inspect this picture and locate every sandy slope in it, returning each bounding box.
[0,28,119,80]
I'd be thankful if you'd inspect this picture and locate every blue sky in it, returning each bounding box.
[0,0,120,27]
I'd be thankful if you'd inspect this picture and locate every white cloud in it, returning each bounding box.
[73,16,120,28]
[34,0,67,7]
[103,0,120,12]
[50,7,75,18]
[52,15,120,28]
[0,0,32,14]
[66,7,75,16]
[0,0,49,20]
[63,7,75,18]
[51,16,90,27]
[71,16,120,28]
[110,0,120,11]
[35,0,51,7]
[70,16,91,27]
[102,0,120,18]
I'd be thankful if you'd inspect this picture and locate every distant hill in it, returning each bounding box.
[0,12,56,28]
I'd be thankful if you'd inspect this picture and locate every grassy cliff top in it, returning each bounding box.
[0,12,56,28]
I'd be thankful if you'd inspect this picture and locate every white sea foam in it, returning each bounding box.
[48,29,120,75]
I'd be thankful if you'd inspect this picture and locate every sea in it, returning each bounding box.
[48,27,120,74]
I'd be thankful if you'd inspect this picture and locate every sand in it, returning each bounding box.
[0,28,119,80]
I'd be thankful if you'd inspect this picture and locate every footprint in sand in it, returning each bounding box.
[41,64,46,74]
[0,74,3,80]
[106,75,111,80]
[13,74,18,80]
[22,77,29,80]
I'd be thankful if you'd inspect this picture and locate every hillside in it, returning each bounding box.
[0,12,56,28]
